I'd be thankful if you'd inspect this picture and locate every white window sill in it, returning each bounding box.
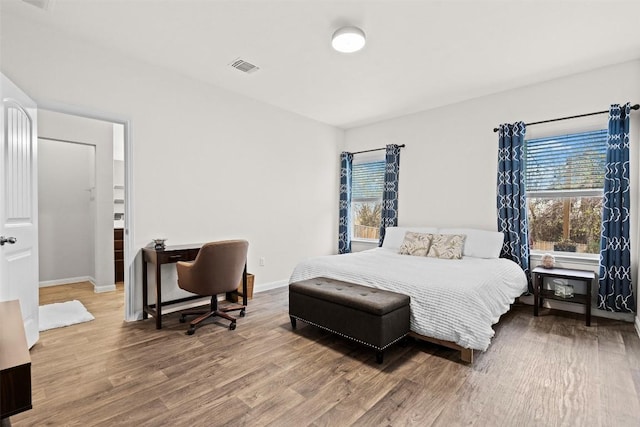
[530,251,599,267]
[352,238,378,244]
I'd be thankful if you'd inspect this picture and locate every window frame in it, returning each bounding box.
[351,155,385,243]
[527,193,602,260]
[525,130,606,260]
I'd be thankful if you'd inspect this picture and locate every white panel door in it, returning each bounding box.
[0,73,39,348]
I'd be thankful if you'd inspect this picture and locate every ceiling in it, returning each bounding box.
[3,0,640,129]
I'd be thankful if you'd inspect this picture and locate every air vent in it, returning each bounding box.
[230,58,260,74]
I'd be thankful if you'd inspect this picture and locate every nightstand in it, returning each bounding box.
[532,266,595,326]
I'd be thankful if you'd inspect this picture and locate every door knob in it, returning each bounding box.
[0,236,17,246]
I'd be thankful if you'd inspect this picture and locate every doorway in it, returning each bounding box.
[38,138,96,286]
[36,107,133,320]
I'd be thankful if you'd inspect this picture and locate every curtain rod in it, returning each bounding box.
[350,144,406,155]
[492,103,640,133]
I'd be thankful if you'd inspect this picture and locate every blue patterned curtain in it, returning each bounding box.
[379,144,401,246]
[598,103,635,312]
[497,122,530,284]
[338,152,353,254]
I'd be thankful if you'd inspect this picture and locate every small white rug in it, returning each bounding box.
[39,300,95,331]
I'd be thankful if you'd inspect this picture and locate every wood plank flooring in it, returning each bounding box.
[10,282,640,426]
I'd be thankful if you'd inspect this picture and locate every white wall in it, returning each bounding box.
[345,60,640,320]
[0,13,342,318]
[37,110,115,292]
[38,139,95,284]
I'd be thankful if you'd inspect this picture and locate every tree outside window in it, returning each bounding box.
[353,201,381,240]
[351,160,385,241]
[528,196,602,254]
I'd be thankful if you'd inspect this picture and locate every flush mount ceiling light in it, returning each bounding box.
[331,26,366,53]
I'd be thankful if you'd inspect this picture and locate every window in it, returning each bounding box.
[352,160,385,241]
[525,129,607,255]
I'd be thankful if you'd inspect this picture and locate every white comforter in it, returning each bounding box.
[289,248,527,351]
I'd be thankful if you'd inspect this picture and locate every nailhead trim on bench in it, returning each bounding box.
[290,314,408,351]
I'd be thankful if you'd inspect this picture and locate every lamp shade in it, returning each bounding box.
[331,26,366,53]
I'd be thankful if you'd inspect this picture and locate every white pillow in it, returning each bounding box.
[382,226,438,251]
[426,234,466,259]
[398,232,434,256]
[439,228,504,258]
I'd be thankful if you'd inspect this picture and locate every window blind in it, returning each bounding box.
[525,129,607,192]
[352,160,385,200]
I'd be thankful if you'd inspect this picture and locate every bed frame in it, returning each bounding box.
[409,331,474,364]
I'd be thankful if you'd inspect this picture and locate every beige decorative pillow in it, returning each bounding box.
[427,234,466,259]
[398,232,433,256]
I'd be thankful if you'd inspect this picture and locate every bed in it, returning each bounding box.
[289,227,528,362]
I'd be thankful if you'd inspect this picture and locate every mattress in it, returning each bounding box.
[289,247,528,351]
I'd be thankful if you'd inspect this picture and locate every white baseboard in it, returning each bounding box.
[39,277,116,293]
[635,316,640,338]
[39,276,95,288]
[255,279,288,293]
[94,284,116,293]
[159,297,211,315]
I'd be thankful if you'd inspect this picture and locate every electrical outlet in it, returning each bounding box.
[259,257,265,267]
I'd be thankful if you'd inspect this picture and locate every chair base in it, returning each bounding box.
[179,296,246,335]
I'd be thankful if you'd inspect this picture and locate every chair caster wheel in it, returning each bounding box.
[240,309,246,317]
[179,316,186,323]
[229,323,236,330]
[186,328,195,335]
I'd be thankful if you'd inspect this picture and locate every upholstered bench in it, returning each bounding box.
[289,277,410,363]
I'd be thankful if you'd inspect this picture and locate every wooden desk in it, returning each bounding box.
[142,244,203,329]
[532,266,595,326]
[0,300,32,422]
